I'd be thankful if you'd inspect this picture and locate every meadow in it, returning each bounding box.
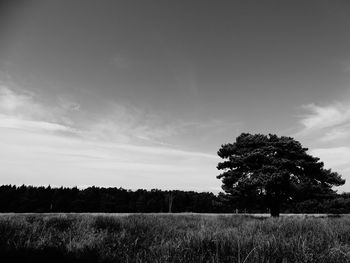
[1,214,350,263]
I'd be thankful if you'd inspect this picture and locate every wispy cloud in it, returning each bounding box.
[310,147,350,192]
[0,118,219,190]
[0,85,44,117]
[296,102,350,142]
[320,128,350,142]
[295,102,350,191]
[82,104,189,144]
[0,83,228,146]
[0,114,74,133]
[0,83,220,190]
[299,103,350,132]
[58,97,80,112]
[0,85,76,133]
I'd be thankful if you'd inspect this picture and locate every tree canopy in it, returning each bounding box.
[217,133,345,216]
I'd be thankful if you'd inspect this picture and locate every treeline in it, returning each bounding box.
[1,185,350,213]
[0,185,226,213]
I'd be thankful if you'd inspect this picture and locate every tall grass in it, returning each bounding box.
[0,214,350,262]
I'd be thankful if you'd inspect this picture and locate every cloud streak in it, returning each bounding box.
[0,125,219,190]
[310,147,350,192]
[0,83,220,191]
[0,114,74,133]
[299,103,350,132]
[0,85,76,133]
[297,102,350,142]
[296,102,350,192]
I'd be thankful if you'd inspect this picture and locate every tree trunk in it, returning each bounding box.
[270,200,280,217]
[168,193,175,213]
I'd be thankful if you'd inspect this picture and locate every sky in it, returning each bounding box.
[0,0,350,193]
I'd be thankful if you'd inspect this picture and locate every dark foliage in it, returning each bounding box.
[217,133,345,216]
[1,184,350,214]
[0,185,225,213]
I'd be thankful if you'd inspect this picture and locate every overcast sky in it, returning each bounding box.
[1,0,350,192]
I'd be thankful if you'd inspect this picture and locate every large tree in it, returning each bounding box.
[217,133,345,216]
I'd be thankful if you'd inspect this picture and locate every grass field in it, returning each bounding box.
[1,214,350,262]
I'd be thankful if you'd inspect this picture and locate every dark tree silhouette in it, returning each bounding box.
[0,185,225,213]
[1,183,350,214]
[217,133,345,217]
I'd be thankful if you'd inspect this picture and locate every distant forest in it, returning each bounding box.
[1,185,350,214]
